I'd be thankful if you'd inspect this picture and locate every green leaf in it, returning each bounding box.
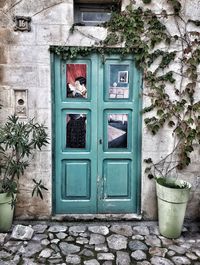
[148,174,154,179]
[32,179,48,199]
[145,167,151,173]
[185,145,194,153]
[157,109,164,116]
[142,0,151,3]
[168,120,175,127]
[143,105,154,113]
[144,158,153,164]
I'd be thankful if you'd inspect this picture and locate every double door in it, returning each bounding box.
[53,53,141,214]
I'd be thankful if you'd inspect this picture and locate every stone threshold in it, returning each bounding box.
[15,213,143,222]
[51,213,142,221]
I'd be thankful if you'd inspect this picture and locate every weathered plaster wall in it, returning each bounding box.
[140,0,200,220]
[0,0,199,220]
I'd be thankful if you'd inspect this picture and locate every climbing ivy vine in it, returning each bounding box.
[50,0,200,178]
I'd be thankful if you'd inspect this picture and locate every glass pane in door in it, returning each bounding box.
[108,114,128,148]
[109,64,129,99]
[66,64,87,98]
[66,114,87,148]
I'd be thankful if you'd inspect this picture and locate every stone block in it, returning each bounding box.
[48,225,67,233]
[11,0,73,16]
[15,190,52,218]
[62,25,107,46]
[107,234,127,250]
[89,234,105,245]
[0,13,12,28]
[12,26,36,45]
[0,28,15,45]
[28,150,52,172]
[110,225,133,237]
[38,65,51,88]
[14,170,51,215]
[8,45,50,64]
[116,251,131,265]
[0,65,38,87]
[0,233,7,246]
[59,242,80,255]
[0,0,7,8]
[39,248,53,258]
[11,225,34,240]
[131,249,147,261]
[33,224,47,233]
[0,65,5,84]
[32,3,73,26]
[0,86,12,107]
[65,254,81,264]
[184,0,200,20]
[97,253,115,260]
[27,86,51,110]
[36,24,62,45]
[0,46,7,63]
[88,226,109,235]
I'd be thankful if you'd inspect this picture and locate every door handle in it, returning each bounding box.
[99,139,102,144]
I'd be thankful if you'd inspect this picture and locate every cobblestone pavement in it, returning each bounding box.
[0,221,199,264]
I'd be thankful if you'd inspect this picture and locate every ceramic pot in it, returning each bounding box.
[0,192,14,232]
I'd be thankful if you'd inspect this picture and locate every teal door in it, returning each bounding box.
[52,52,141,214]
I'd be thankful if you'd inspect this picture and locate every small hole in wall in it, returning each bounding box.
[18,99,24,105]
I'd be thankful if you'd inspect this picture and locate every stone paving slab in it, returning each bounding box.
[0,221,199,264]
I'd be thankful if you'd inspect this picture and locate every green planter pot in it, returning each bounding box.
[156,178,191,239]
[0,192,15,232]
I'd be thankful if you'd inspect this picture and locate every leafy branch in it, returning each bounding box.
[0,115,49,200]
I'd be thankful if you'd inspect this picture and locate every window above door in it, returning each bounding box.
[74,0,121,26]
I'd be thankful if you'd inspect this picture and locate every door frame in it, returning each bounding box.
[51,48,142,216]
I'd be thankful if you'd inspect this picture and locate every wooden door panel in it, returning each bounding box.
[62,160,91,199]
[103,159,131,198]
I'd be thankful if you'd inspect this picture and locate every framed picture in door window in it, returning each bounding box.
[118,71,128,83]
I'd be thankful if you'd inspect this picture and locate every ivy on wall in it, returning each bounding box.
[50,46,130,61]
[51,0,200,177]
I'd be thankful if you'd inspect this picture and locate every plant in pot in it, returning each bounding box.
[144,153,192,239]
[0,114,49,232]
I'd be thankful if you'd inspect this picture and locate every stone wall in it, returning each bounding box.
[0,0,199,220]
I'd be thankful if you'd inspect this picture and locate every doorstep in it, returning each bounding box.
[51,213,143,221]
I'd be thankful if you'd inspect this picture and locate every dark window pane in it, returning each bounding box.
[74,3,120,26]
[66,114,87,148]
[66,64,87,98]
[108,114,128,148]
[82,12,111,23]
